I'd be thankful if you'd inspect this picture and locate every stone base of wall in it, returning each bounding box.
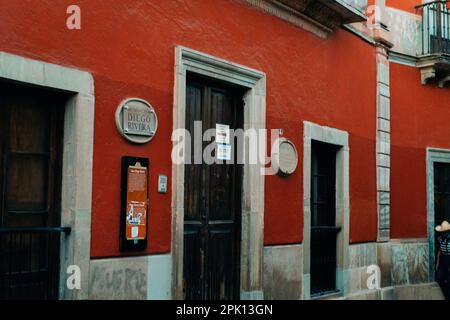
[348,243,377,294]
[86,240,443,300]
[344,283,444,300]
[389,283,444,300]
[89,254,172,300]
[377,239,429,287]
[263,240,444,300]
[263,245,302,300]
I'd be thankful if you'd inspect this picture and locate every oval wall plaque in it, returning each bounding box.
[272,138,298,176]
[115,98,158,144]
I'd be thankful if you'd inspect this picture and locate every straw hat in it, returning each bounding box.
[435,220,450,232]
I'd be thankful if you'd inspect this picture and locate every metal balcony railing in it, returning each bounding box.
[0,227,71,300]
[416,1,450,55]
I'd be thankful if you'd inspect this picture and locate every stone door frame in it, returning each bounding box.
[172,46,266,299]
[302,121,350,299]
[0,51,95,299]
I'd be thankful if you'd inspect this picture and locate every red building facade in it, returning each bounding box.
[0,0,448,300]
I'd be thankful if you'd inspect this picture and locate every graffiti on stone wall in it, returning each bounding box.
[89,263,147,300]
[391,243,429,285]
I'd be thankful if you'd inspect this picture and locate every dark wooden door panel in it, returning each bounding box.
[183,76,243,300]
[207,228,236,300]
[208,88,238,223]
[184,84,203,222]
[209,163,235,221]
[0,83,65,300]
[8,97,52,152]
[7,155,49,210]
[1,86,63,227]
[183,228,203,300]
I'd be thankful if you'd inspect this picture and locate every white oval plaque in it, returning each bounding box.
[272,138,298,176]
[115,98,158,144]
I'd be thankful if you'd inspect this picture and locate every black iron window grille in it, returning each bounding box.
[0,227,70,300]
[310,226,342,296]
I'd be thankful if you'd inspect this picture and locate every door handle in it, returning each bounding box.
[200,247,205,280]
[201,195,207,220]
[201,211,207,220]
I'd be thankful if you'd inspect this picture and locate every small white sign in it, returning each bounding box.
[216,124,230,144]
[217,144,232,161]
[158,175,168,193]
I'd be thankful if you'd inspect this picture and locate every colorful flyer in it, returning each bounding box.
[125,165,147,240]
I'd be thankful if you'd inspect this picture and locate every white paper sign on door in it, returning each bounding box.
[217,144,232,161]
[216,124,230,144]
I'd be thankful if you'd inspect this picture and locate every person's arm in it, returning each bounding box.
[436,249,441,272]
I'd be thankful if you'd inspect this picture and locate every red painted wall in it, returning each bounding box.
[0,0,377,257]
[390,63,450,238]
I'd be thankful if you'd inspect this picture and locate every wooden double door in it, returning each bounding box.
[0,83,65,299]
[183,75,244,300]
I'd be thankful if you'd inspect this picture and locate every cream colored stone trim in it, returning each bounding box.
[0,52,93,95]
[302,121,350,299]
[0,51,94,300]
[376,44,391,242]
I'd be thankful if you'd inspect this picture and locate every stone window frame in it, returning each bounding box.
[426,147,450,281]
[0,52,95,299]
[302,121,350,299]
[172,46,266,299]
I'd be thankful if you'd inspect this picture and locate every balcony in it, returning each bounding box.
[246,0,367,37]
[275,0,367,29]
[416,0,450,86]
